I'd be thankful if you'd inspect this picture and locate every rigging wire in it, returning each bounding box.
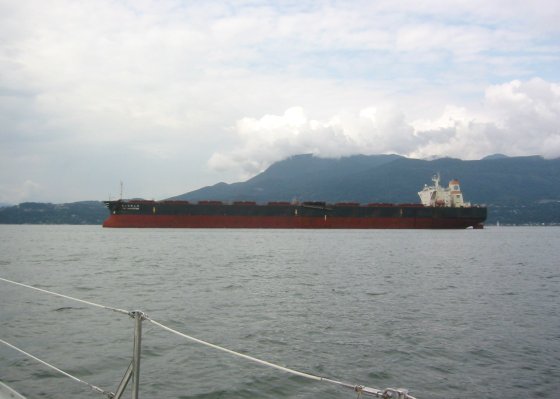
[0,338,114,398]
[0,277,416,399]
[145,315,405,398]
[0,277,129,316]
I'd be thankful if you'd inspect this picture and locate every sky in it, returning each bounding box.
[1,0,559,204]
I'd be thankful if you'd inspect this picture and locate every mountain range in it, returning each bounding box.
[172,154,558,201]
[1,154,559,225]
[169,154,560,225]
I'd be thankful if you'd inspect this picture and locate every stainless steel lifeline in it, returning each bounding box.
[0,277,416,399]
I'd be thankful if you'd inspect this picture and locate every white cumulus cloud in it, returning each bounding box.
[210,78,560,175]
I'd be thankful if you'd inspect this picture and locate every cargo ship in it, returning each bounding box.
[102,175,486,229]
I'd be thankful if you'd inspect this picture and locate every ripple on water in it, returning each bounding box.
[0,226,559,399]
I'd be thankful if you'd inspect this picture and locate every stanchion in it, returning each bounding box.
[113,311,145,399]
[131,311,143,399]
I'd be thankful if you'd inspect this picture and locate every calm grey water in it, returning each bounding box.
[0,226,559,399]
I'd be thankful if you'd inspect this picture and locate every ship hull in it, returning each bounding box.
[102,201,486,229]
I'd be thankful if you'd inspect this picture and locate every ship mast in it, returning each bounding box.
[433,173,441,189]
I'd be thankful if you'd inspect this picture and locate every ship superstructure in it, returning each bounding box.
[418,174,471,208]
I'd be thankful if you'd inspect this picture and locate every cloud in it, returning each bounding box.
[209,78,560,174]
[482,78,560,157]
[208,105,415,174]
[1,1,559,203]
[0,180,41,204]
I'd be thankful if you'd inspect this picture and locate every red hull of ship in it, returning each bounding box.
[102,214,480,229]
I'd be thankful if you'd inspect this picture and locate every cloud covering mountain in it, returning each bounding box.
[209,79,560,175]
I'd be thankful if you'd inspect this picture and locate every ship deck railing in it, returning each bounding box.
[0,277,417,399]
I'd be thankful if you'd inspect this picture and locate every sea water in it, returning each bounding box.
[0,225,559,399]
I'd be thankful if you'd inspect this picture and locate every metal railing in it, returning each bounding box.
[0,277,416,399]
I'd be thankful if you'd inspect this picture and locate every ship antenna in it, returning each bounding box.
[120,181,123,200]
